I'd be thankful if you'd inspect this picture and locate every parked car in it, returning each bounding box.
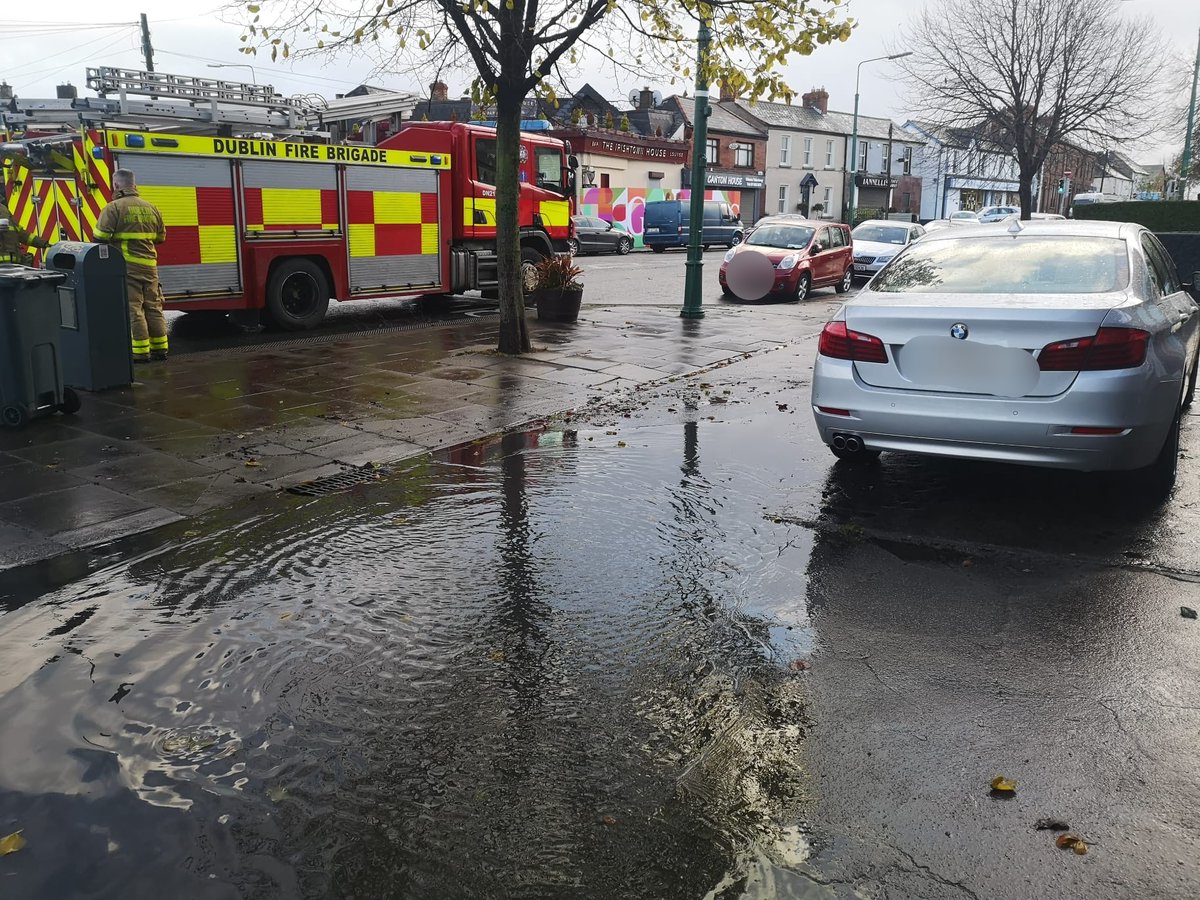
[744,213,809,239]
[718,220,853,301]
[811,221,1200,499]
[643,199,744,252]
[850,219,926,280]
[998,212,1065,224]
[568,216,632,256]
[922,217,979,233]
[976,205,1020,223]
[949,210,979,223]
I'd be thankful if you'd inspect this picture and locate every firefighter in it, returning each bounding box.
[0,189,49,266]
[94,169,168,363]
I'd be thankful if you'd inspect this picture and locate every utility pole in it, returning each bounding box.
[680,13,711,319]
[140,14,155,72]
[1180,27,1199,201]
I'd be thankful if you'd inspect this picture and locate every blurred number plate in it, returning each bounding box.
[898,336,1039,397]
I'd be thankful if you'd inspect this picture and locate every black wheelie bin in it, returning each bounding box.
[0,263,79,427]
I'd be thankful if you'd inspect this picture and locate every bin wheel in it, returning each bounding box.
[2,405,27,428]
[59,387,82,416]
[265,259,330,331]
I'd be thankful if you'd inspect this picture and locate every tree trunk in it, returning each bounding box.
[494,85,531,355]
[1018,166,1035,220]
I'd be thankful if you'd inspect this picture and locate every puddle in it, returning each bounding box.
[0,404,826,899]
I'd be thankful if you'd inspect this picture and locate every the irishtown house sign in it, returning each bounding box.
[558,131,690,164]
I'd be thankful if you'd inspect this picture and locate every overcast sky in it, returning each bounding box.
[4,0,1197,162]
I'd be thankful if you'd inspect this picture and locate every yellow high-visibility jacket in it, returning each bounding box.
[0,198,48,263]
[93,188,165,279]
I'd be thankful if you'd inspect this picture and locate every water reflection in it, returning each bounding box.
[0,418,820,899]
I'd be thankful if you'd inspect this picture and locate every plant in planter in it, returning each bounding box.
[811,202,825,216]
[530,254,584,322]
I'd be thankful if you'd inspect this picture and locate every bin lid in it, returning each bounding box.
[0,264,67,286]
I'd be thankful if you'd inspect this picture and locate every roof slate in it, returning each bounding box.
[731,99,910,141]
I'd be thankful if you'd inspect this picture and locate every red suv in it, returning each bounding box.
[719,220,854,301]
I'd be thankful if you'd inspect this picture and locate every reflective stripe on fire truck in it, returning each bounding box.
[103,130,451,170]
[242,161,338,234]
[537,200,570,229]
[115,155,240,297]
[464,197,497,227]
[345,167,441,293]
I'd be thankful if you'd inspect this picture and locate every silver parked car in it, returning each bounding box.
[851,219,925,280]
[977,205,1020,223]
[811,221,1200,497]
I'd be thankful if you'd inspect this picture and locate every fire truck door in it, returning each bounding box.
[114,154,240,297]
[344,167,441,294]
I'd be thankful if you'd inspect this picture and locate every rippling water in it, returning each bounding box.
[0,410,824,899]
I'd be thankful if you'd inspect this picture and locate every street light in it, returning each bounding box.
[849,51,912,224]
[207,63,258,85]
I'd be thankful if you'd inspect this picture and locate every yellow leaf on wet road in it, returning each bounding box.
[0,831,27,855]
[990,776,1016,793]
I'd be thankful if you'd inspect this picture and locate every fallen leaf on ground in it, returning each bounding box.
[279,612,294,620]
[392,517,409,526]
[788,659,811,672]
[600,815,617,826]
[244,459,261,468]
[1182,607,1197,619]
[1056,833,1087,854]
[489,650,505,663]
[617,441,627,448]
[777,403,789,411]
[1035,818,1070,831]
[267,786,288,803]
[962,559,974,568]
[990,776,1016,793]
[0,831,26,855]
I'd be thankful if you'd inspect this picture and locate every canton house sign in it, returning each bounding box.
[681,168,767,189]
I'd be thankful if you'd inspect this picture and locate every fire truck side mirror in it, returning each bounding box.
[568,154,580,170]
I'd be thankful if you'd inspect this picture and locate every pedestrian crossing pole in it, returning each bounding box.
[681,13,711,319]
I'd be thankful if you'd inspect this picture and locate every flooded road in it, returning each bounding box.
[2,343,1198,899]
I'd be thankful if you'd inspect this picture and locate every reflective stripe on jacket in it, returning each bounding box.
[94,189,165,277]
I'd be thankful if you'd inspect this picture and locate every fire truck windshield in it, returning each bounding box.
[535,147,565,193]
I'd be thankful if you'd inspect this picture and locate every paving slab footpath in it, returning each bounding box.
[0,302,833,572]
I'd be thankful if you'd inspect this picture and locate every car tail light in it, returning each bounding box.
[816,406,852,416]
[818,321,889,364]
[1038,327,1149,371]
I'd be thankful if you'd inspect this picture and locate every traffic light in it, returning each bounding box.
[1057,178,1066,195]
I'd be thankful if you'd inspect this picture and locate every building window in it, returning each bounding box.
[780,135,791,166]
[803,137,813,167]
[706,137,720,163]
[881,143,891,175]
[902,146,913,175]
[822,186,831,210]
[858,140,869,172]
[734,144,754,168]
[600,173,610,189]
[825,139,834,167]
[778,184,789,213]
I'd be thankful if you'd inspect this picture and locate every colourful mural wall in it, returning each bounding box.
[578,187,743,249]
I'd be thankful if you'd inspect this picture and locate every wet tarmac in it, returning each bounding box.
[2,340,1198,899]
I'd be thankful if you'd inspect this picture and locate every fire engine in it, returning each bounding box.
[1,66,577,329]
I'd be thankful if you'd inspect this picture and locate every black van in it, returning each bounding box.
[643,200,744,252]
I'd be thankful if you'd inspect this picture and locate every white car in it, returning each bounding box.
[949,210,979,223]
[977,205,1020,223]
[811,220,1200,499]
[850,220,926,280]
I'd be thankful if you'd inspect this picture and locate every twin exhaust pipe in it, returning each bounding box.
[831,433,863,453]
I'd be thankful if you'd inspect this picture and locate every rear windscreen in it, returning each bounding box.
[869,236,1130,294]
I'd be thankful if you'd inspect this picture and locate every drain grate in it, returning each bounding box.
[287,466,390,496]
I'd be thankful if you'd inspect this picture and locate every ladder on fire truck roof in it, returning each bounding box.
[0,66,327,137]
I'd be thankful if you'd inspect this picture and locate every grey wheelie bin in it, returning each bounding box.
[0,264,78,428]
[45,242,132,391]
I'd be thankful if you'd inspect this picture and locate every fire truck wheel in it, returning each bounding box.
[521,246,545,292]
[266,260,330,331]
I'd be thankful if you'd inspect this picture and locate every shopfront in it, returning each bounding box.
[682,169,767,222]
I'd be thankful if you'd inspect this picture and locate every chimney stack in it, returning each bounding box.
[801,86,829,116]
[639,86,654,110]
[0,82,12,101]
[56,83,77,99]
[430,81,449,102]
[719,81,739,102]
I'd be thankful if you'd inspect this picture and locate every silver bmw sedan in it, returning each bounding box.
[811,220,1199,498]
